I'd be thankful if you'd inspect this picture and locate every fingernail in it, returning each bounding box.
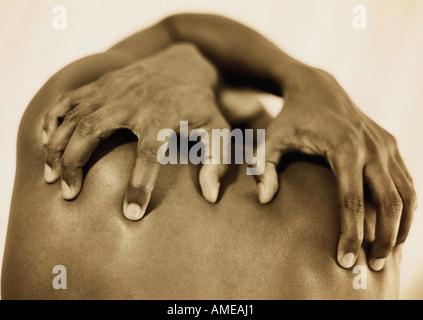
[42,130,48,145]
[258,182,276,204]
[61,180,73,199]
[370,258,385,271]
[125,203,144,221]
[258,182,265,203]
[340,252,356,268]
[204,182,220,203]
[44,164,58,183]
[212,183,220,203]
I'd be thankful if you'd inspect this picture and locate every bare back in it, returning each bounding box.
[1,62,401,300]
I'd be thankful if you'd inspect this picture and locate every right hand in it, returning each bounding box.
[42,44,231,220]
[258,65,417,271]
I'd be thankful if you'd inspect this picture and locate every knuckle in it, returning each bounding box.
[59,91,74,104]
[138,145,158,163]
[45,149,60,167]
[60,156,72,170]
[381,131,398,154]
[75,116,99,136]
[345,231,364,245]
[131,124,143,136]
[385,132,397,146]
[343,194,365,218]
[402,187,417,209]
[64,108,80,122]
[60,151,78,170]
[46,140,61,153]
[336,135,365,163]
[133,122,161,139]
[381,196,403,218]
[128,182,152,195]
[396,233,408,245]
[377,239,396,254]
[339,131,360,149]
[44,110,56,124]
[403,193,417,210]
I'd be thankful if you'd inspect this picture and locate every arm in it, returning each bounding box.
[109,13,297,86]
[43,13,416,272]
[3,78,401,300]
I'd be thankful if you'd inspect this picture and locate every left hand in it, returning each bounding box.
[42,44,231,220]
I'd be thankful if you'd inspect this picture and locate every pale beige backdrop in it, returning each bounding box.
[1,0,422,299]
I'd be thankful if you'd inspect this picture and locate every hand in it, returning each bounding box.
[42,44,231,220]
[259,64,417,271]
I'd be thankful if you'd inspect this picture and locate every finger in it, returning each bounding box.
[395,152,415,185]
[43,84,96,145]
[199,164,227,203]
[259,123,297,204]
[44,102,99,183]
[332,156,365,269]
[60,106,126,200]
[365,164,403,271]
[390,160,417,245]
[44,139,63,184]
[43,94,75,145]
[256,161,278,204]
[124,137,162,221]
[197,118,231,203]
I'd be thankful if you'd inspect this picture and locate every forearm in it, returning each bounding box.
[48,52,135,93]
[45,18,174,93]
[108,13,306,92]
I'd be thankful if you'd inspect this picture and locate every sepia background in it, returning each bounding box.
[1,0,422,299]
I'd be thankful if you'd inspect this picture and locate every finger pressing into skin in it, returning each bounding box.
[257,162,279,204]
[389,161,417,245]
[43,93,76,145]
[332,156,365,269]
[44,138,64,184]
[60,106,125,200]
[43,84,96,145]
[365,164,403,271]
[199,164,228,203]
[197,117,231,203]
[259,125,294,205]
[44,103,99,183]
[124,139,161,221]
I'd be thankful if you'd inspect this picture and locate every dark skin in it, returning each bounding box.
[39,13,416,271]
[43,44,231,219]
[1,57,401,299]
